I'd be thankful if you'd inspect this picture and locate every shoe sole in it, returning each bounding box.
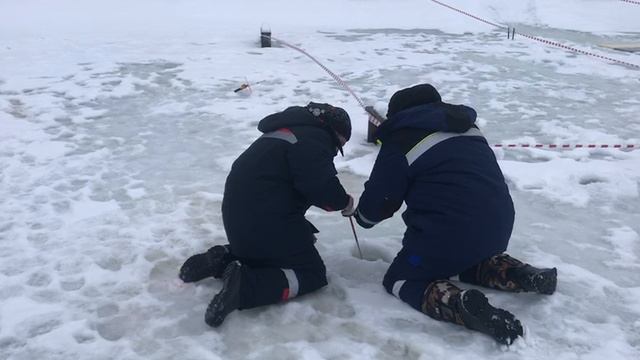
[460,289,523,345]
[179,253,210,283]
[528,268,557,295]
[179,246,230,283]
[205,261,242,327]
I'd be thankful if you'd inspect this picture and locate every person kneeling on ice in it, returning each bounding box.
[345,84,557,345]
[179,102,355,327]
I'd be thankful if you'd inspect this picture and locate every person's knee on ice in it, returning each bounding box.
[459,253,557,295]
[280,266,328,303]
[384,276,523,345]
[205,261,328,327]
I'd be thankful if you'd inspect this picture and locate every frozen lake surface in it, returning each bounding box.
[1,1,639,359]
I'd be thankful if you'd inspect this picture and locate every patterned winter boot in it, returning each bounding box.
[205,261,243,327]
[459,253,557,295]
[422,280,523,345]
[179,245,232,283]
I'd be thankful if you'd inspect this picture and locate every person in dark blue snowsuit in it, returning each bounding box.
[179,102,355,327]
[347,84,557,345]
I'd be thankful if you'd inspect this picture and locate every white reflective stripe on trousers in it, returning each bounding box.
[405,128,484,166]
[281,269,299,299]
[392,280,406,298]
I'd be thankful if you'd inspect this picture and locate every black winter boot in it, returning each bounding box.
[459,253,557,295]
[510,265,557,295]
[457,289,524,345]
[422,280,523,345]
[205,261,243,327]
[179,245,231,283]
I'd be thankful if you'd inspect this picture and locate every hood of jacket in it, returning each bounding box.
[375,102,477,141]
[258,106,344,155]
[258,106,325,133]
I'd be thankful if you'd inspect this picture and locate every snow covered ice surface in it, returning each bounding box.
[1,0,639,359]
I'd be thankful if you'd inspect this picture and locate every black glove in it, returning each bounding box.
[341,195,356,217]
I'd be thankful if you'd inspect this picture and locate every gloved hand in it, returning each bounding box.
[341,195,356,217]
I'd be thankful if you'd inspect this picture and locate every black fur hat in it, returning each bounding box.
[387,84,442,117]
[306,102,351,155]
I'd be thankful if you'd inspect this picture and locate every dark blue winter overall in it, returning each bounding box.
[354,103,515,311]
[222,106,349,309]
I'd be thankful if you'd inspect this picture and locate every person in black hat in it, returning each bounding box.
[179,102,355,327]
[344,84,557,345]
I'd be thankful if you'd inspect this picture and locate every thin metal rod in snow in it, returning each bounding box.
[349,217,364,260]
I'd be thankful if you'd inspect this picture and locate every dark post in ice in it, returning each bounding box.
[365,106,386,144]
[261,25,271,48]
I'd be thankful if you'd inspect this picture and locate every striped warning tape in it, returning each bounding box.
[429,0,640,69]
[266,35,381,126]
[517,33,640,69]
[493,144,637,149]
[262,35,638,150]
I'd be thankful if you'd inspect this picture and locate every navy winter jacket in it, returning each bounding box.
[355,102,515,278]
[222,107,350,259]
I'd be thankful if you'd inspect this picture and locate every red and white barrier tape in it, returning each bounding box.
[430,0,503,28]
[268,36,382,128]
[492,144,637,149]
[517,33,640,69]
[430,0,640,69]
[267,36,371,115]
[264,35,638,150]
